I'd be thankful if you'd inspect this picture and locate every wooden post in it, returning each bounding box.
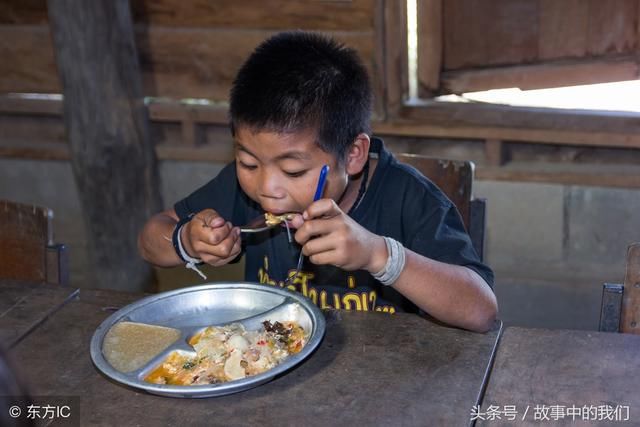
[417,0,443,98]
[181,110,198,146]
[384,0,408,119]
[48,0,162,292]
[621,243,640,334]
[485,139,506,167]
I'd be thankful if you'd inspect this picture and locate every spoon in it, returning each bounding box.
[240,164,329,234]
[240,214,296,234]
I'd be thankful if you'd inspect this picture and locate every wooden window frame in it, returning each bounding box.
[381,0,640,154]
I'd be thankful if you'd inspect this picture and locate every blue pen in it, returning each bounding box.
[283,164,330,285]
[313,165,330,201]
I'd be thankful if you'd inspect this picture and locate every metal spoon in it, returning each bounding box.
[240,214,296,234]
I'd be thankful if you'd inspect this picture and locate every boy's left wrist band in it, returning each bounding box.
[372,237,406,286]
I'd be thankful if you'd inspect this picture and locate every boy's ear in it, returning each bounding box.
[345,133,371,176]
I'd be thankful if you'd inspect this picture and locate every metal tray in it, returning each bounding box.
[90,282,326,398]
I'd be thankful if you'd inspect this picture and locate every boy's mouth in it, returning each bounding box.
[262,211,303,231]
[261,206,300,215]
[264,211,296,223]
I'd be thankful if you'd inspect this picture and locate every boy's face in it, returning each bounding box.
[234,126,348,214]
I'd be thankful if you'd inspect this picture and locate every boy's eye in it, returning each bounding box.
[284,170,307,178]
[238,161,257,170]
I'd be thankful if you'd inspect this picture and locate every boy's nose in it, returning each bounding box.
[259,173,285,199]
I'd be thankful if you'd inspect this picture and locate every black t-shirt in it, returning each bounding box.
[175,137,494,313]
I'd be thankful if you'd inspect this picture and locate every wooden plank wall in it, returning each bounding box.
[443,0,638,70]
[3,0,640,189]
[0,0,381,105]
[431,0,640,93]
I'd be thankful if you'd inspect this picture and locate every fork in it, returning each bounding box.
[283,164,329,286]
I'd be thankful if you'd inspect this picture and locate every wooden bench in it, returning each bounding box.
[599,242,640,333]
[395,154,486,261]
[0,200,69,285]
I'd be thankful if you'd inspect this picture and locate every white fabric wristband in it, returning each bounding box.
[372,237,406,286]
[176,223,207,280]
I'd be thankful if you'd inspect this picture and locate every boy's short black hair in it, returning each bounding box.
[230,31,372,160]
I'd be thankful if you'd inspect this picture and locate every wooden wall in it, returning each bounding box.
[443,0,637,69]
[2,0,640,189]
[0,0,381,105]
[419,0,640,94]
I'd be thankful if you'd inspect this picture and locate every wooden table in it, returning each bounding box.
[0,280,78,348]
[2,281,501,426]
[478,327,640,426]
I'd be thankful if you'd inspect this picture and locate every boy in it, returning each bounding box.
[138,31,497,333]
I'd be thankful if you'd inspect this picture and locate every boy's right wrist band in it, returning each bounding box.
[172,215,207,280]
[172,214,195,263]
[372,237,406,286]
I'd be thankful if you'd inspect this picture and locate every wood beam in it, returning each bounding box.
[4,94,640,149]
[375,121,640,149]
[441,54,639,94]
[0,95,62,115]
[2,139,639,189]
[148,101,228,124]
[48,0,162,292]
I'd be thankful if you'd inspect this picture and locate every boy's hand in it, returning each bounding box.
[181,209,241,266]
[291,199,388,273]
